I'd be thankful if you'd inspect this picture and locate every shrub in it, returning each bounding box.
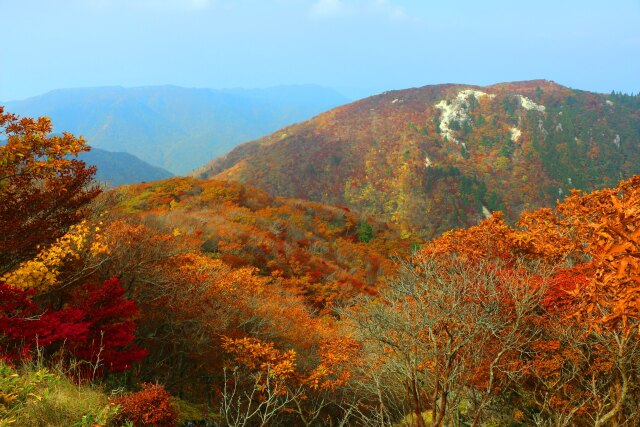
[113,383,177,426]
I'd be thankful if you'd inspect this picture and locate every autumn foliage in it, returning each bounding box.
[408,175,640,425]
[198,81,640,240]
[0,278,146,374]
[0,106,100,276]
[3,106,640,425]
[112,383,177,426]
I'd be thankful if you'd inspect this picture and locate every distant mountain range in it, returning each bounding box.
[196,80,640,238]
[3,85,349,174]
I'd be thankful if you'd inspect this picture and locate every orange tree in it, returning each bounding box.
[553,176,640,426]
[417,175,640,425]
[0,106,100,275]
[220,335,360,426]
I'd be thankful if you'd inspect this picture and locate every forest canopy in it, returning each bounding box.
[1,106,640,426]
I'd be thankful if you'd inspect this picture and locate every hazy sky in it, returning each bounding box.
[2,0,639,101]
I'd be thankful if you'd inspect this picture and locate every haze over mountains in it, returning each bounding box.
[197,80,640,238]
[78,148,173,187]
[4,78,639,236]
[3,84,349,175]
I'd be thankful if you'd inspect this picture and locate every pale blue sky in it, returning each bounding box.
[2,0,639,101]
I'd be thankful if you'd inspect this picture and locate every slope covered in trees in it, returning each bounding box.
[0,107,407,424]
[108,176,411,311]
[3,100,640,426]
[197,80,640,238]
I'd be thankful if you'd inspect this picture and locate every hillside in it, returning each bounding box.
[109,177,411,311]
[79,148,173,186]
[5,94,640,426]
[197,80,640,238]
[3,84,349,174]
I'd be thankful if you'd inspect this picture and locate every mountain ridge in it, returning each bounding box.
[196,80,640,238]
[79,148,173,187]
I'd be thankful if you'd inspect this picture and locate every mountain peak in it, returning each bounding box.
[196,80,640,238]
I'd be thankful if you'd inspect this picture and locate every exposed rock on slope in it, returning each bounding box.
[196,80,640,238]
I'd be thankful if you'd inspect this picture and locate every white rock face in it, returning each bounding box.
[425,156,432,168]
[537,119,548,136]
[482,205,491,218]
[614,134,621,148]
[435,89,494,143]
[517,95,546,112]
[606,100,614,106]
[510,127,522,142]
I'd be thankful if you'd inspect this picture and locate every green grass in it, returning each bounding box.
[1,356,227,426]
[0,361,117,427]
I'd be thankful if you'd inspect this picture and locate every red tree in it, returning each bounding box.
[0,278,147,374]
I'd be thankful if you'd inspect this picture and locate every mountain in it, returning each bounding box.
[0,138,172,187]
[3,85,349,174]
[196,80,640,238]
[79,148,173,187]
